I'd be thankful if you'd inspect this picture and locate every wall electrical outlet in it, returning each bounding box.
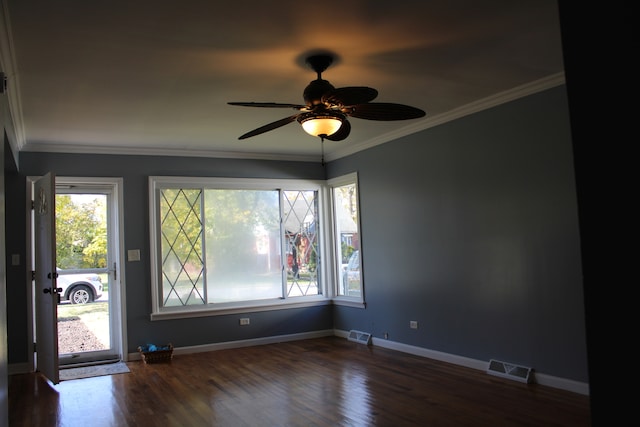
[239,318,250,326]
[410,320,418,329]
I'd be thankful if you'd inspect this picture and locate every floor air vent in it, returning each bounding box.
[487,359,533,383]
[347,330,372,345]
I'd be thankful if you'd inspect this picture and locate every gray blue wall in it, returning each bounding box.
[6,85,589,384]
[329,85,587,382]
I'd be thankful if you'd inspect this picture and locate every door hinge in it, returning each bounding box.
[31,200,35,210]
[31,270,36,281]
[33,342,36,352]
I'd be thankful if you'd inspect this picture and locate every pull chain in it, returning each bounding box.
[320,137,325,165]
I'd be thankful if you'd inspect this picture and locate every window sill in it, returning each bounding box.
[150,296,332,321]
[332,298,366,309]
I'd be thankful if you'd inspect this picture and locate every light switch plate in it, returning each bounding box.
[127,249,141,261]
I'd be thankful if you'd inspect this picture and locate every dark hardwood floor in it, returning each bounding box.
[8,336,590,426]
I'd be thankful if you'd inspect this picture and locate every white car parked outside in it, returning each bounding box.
[56,268,103,304]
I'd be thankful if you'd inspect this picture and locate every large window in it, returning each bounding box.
[329,173,363,301]
[149,177,327,318]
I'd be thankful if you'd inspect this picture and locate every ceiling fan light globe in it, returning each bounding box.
[300,116,343,137]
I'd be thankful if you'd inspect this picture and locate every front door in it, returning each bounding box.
[55,180,123,365]
[31,176,126,376]
[33,172,59,383]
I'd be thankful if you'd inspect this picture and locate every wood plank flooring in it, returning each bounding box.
[8,336,590,426]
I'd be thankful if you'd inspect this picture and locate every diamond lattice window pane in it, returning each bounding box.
[283,190,320,297]
[160,189,205,306]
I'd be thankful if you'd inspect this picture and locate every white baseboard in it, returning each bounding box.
[127,329,335,361]
[335,330,589,396]
[533,373,590,395]
[8,362,31,375]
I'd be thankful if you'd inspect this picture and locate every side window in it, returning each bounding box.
[330,173,362,299]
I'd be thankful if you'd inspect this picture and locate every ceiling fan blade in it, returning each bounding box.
[346,103,426,121]
[325,119,351,141]
[237,114,299,140]
[322,87,378,106]
[228,102,306,110]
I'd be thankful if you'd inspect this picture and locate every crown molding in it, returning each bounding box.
[325,72,566,162]
[0,0,26,152]
[20,142,321,163]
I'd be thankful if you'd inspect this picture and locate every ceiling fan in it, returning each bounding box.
[228,52,426,142]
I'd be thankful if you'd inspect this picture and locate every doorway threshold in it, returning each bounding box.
[59,354,121,369]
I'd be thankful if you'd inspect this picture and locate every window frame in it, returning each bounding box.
[148,176,334,320]
[328,172,365,308]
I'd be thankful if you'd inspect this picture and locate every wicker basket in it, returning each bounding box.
[138,343,174,364]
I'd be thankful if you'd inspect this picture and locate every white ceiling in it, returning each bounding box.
[1,0,565,162]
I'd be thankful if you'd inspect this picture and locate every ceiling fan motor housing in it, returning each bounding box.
[304,79,335,107]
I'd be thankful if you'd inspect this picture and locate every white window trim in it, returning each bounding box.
[148,176,341,320]
[328,172,366,308]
